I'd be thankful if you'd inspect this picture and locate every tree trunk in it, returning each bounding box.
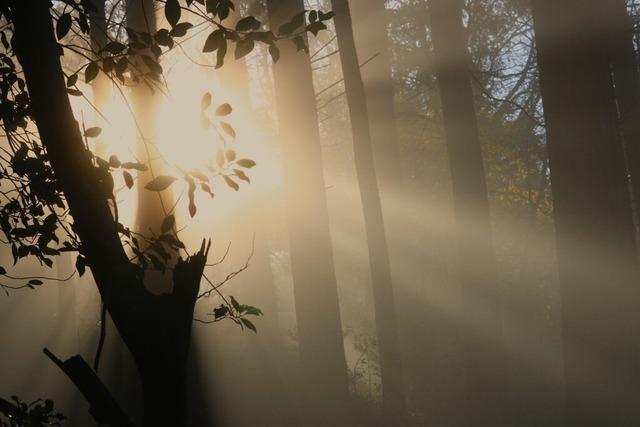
[330,0,407,424]
[429,1,507,425]
[605,0,640,233]
[266,0,351,423]
[10,2,207,425]
[531,0,640,425]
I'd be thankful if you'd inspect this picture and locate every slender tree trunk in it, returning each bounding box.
[11,2,207,425]
[331,0,407,424]
[266,0,351,423]
[429,1,507,425]
[531,0,640,425]
[606,0,640,232]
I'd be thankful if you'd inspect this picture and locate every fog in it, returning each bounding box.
[1,0,639,426]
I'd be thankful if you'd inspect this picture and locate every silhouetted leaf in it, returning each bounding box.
[144,175,177,191]
[225,149,236,161]
[203,29,224,53]
[103,41,126,54]
[123,170,134,188]
[0,266,5,275]
[84,127,102,138]
[236,16,261,32]
[170,22,193,37]
[66,74,78,87]
[109,155,121,168]
[268,44,280,63]
[56,13,72,40]
[67,88,83,96]
[241,318,257,332]
[161,215,175,233]
[165,0,181,27]
[76,255,86,276]
[85,62,99,83]
[234,38,254,59]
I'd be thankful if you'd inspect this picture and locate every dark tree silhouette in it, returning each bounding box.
[532,0,640,425]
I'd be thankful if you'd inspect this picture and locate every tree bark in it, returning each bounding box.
[10,1,208,425]
[266,0,351,423]
[429,1,507,425]
[330,0,407,424]
[605,0,640,233]
[531,0,640,425]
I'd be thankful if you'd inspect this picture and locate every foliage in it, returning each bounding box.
[0,396,65,427]
[0,0,333,329]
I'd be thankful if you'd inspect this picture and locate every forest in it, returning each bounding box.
[0,0,639,426]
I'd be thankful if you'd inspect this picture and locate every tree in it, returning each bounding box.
[429,0,507,425]
[266,0,352,422]
[3,0,328,424]
[330,0,408,423]
[605,0,640,230]
[531,0,640,425]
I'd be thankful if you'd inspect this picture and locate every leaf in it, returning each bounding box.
[144,175,177,191]
[154,29,174,48]
[123,170,134,188]
[28,279,43,286]
[84,127,102,138]
[165,0,181,27]
[161,215,175,233]
[142,55,163,74]
[67,88,83,96]
[234,168,250,183]
[203,29,225,53]
[215,40,228,69]
[225,149,236,162]
[220,121,236,138]
[0,266,5,275]
[234,38,254,60]
[76,255,86,277]
[236,158,256,168]
[230,296,241,312]
[240,318,257,333]
[189,200,197,217]
[85,61,99,83]
[122,162,149,171]
[215,103,232,116]
[109,155,121,168]
[66,74,78,87]
[201,92,212,110]
[56,13,72,40]
[268,44,280,63]
[103,41,126,54]
[224,175,239,191]
[235,16,261,32]
[170,22,193,37]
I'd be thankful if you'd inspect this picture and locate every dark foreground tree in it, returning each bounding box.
[429,0,507,424]
[3,0,331,424]
[532,0,640,425]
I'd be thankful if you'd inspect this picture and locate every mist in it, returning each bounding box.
[0,0,639,426]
